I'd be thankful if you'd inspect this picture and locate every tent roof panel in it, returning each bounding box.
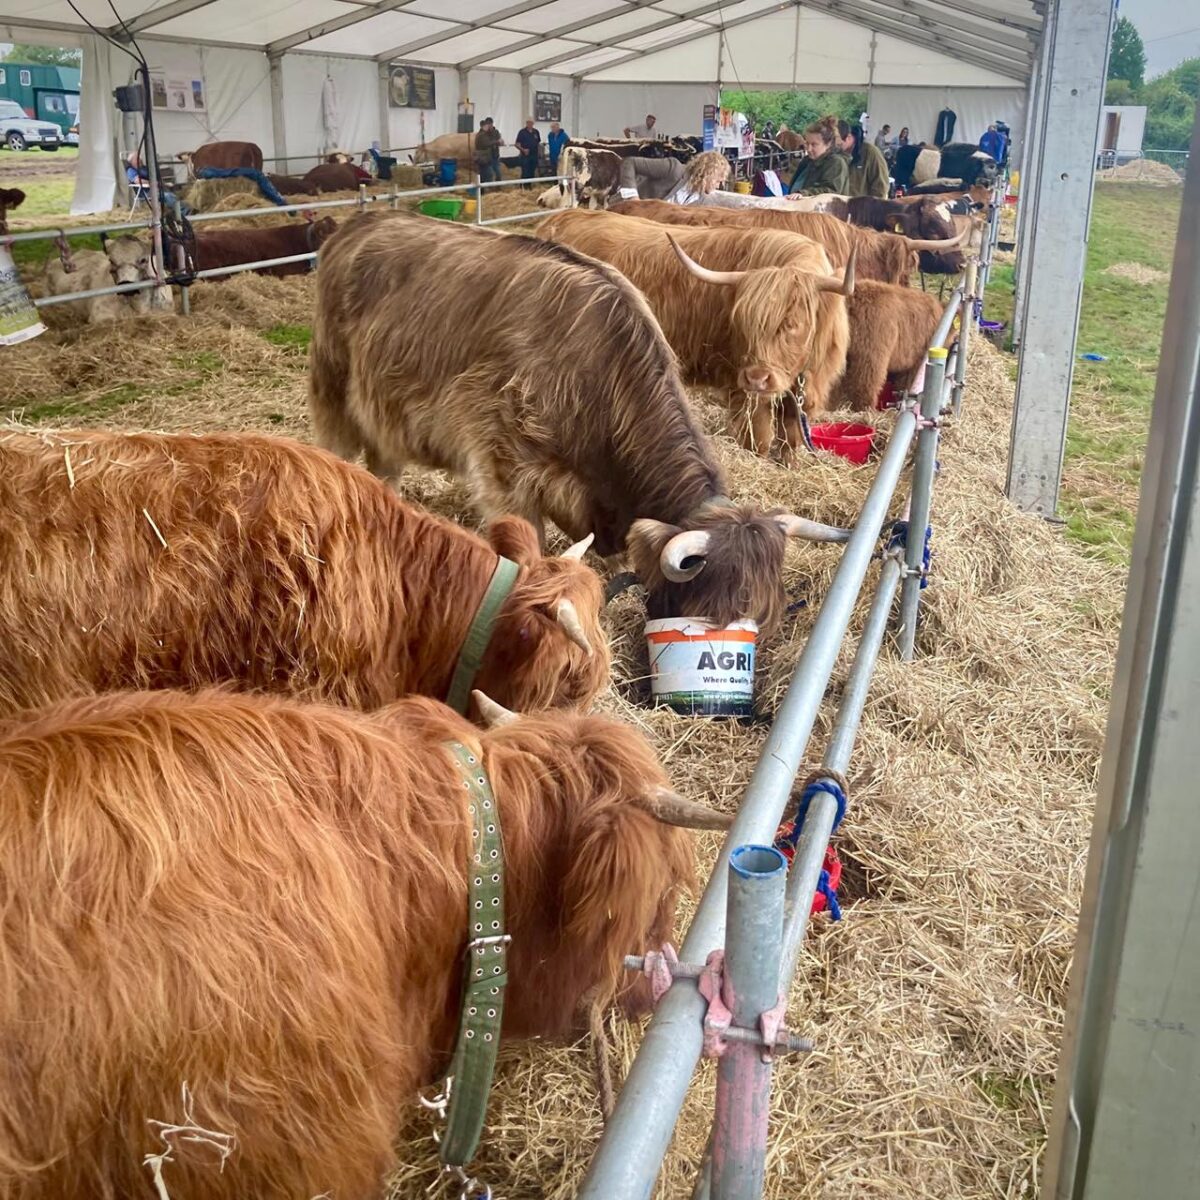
[153,0,355,44]
[2,0,1040,80]
[301,11,453,56]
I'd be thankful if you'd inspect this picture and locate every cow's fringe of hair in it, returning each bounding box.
[0,687,692,1199]
[0,429,607,718]
[310,211,727,553]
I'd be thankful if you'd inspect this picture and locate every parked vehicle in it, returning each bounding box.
[0,100,61,151]
[66,121,79,146]
[0,62,79,141]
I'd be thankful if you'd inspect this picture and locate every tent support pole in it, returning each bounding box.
[268,53,287,174]
[1006,0,1113,515]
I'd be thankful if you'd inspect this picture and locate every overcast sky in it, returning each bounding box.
[1120,0,1200,77]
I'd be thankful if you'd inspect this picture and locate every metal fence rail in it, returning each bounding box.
[11,173,563,311]
[577,212,988,1194]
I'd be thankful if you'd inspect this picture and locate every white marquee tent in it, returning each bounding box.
[4,0,1040,215]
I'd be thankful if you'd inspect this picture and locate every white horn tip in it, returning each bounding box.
[472,690,520,728]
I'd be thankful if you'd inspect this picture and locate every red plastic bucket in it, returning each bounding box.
[809,422,875,464]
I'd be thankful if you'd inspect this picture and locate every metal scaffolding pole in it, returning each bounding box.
[1040,108,1200,1200]
[578,412,919,1200]
[1006,0,1114,515]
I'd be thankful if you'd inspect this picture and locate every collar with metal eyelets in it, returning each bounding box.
[444,556,521,716]
[437,739,509,1171]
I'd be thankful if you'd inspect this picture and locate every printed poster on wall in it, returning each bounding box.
[534,91,561,122]
[388,65,436,110]
[149,69,207,112]
[702,104,717,151]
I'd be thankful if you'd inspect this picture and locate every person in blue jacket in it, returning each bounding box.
[548,121,570,175]
[979,124,1006,163]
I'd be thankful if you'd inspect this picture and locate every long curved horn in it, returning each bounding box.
[472,690,519,728]
[660,530,711,583]
[905,225,968,253]
[775,514,851,543]
[636,786,734,830]
[555,598,593,656]
[560,533,594,561]
[816,244,856,296]
[666,234,745,287]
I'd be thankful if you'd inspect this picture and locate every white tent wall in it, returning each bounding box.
[578,83,716,138]
[128,41,274,164]
[869,85,1027,157]
[469,70,524,142]
[281,55,379,171]
[71,34,117,217]
[868,85,1027,151]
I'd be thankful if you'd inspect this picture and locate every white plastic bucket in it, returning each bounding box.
[645,617,758,717]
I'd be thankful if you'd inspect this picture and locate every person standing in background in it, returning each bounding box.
[548,121,569,175]
[898,126,910,148]
[515,118,542,186]
[787,116,849,195]
[839,119,889,198]
[474,117,502,183]
[979,123,1005,162]
[873,124,891,151]
[624,114,657,138]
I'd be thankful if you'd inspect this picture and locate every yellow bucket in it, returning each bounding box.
[461,198,478,219]
[735,180,752,194]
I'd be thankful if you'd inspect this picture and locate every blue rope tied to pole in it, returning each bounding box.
[816,870,843,921]
[887,520,933,589]
[774,777,847,920]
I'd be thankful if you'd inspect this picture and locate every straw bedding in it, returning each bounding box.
[1,270,1121,1198]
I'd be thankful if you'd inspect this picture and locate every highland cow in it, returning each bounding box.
[537,208,853,458]
[0,429,607,717]
[309,211,848,636]
[0,685,719,1199]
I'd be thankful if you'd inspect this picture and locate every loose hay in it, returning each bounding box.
[1,279,1121,1198]
[1103,260,1169,286]
[1096,157,1183,186]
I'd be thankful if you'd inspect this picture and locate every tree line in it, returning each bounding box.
[1107,16,1197,154]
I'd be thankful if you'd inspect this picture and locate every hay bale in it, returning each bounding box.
[391,164,425,187]
[181,176,271,211]
[1098,157,1182,185]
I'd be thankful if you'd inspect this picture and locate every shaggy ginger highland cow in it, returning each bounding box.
[0,430,607,717]
[0,687,716,1199]
[310,211,848,636]
[537,208,853,459]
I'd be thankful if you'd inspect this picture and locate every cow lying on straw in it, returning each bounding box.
[0,685,719,1199]
[310,212,848,636]
[0,430,607,717]
[43,234,172,322]
[537,208,853,460]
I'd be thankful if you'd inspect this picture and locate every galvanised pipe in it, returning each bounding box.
[577,409,919,1200]
[711,845,788,1200]
[779,551,903,985]
[897,349,950,660]
[953,259,980,417]
[931,287,965,350]
[3,219,152,244]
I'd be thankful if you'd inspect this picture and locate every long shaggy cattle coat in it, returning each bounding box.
[0,688,693,1199]
[609,198,917,286]
[538,208,850,458]
[0,429,607,717]
[831,281,947,411]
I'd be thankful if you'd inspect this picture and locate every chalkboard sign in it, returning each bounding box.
[534,91,561,122]
[389,65,436,110]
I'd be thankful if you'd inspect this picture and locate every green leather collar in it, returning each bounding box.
[444,556,520,715]
[438,740,509,1170]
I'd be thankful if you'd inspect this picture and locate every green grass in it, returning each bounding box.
[262,324,312,352]
[985,183,1181,564]
[14,176,75,217]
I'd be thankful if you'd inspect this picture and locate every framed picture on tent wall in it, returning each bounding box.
[389,65,436,109]
[534,91,561,122]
